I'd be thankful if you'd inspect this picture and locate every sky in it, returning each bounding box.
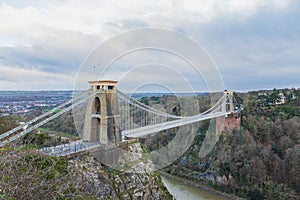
[0,0,299,92]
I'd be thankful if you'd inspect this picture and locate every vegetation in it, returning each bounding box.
[140,89,300,199]
[42,111,78,136]
[0,146,173,199]
[0,114,18,134]
[0,147,95,199]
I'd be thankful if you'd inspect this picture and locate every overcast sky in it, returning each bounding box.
[0,0,299,91]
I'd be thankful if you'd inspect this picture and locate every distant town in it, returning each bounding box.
[0,91,74,117]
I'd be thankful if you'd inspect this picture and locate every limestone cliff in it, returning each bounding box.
[0,144,173,199]
[68,142,173,199]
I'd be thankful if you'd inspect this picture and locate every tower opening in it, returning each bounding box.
[94,97,101,114]
[108,85,114,90]
[91,118,100,141]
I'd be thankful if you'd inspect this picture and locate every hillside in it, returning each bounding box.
[141,88,300,199]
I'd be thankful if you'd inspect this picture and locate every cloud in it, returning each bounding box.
[180,0,300,91]
[0,24,102,74]
[0,64,75,90]
[1,0,294,39]
[0,0,299,91]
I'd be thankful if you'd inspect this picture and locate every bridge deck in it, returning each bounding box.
[122,111,230,137]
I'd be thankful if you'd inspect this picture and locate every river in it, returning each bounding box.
[161,175,225,200]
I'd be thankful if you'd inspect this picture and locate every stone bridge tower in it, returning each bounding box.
[223,90,235,113]
[217,90,241,134]
[83,80,121,144]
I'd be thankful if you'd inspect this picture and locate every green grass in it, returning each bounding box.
[38,128,78,139]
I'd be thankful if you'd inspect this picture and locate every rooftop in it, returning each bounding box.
[88,80,118,86]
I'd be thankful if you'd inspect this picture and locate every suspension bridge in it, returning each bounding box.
[0,80,241,156]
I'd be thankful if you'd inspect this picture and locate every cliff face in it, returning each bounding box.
[216,114,241,133]
[0,143,173,199]
[68,142,173,200]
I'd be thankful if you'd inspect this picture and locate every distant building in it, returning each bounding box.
[275,92,286,105]
[257,88,298,107]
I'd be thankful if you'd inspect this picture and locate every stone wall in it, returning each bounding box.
[216,114,241,134]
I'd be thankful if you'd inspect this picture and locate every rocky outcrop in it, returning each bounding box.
[68,142,173,199]
[0,143,172,199]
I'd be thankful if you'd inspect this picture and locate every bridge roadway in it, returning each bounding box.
[41,140,100,156]
[0,110,229,152]
[122,111,230,138]
[41,111,229,157]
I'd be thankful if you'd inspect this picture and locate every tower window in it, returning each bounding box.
[108,86,114,90]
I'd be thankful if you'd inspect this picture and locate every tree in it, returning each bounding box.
[249,189,263,200]
[36,133,46,146]
[270,89,280,105]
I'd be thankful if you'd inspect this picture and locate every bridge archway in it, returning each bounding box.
[91,118,100,141]
[90,97,101,141]
[93,97,101,114]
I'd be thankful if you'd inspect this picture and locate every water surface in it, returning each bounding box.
[161,176,225,200]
